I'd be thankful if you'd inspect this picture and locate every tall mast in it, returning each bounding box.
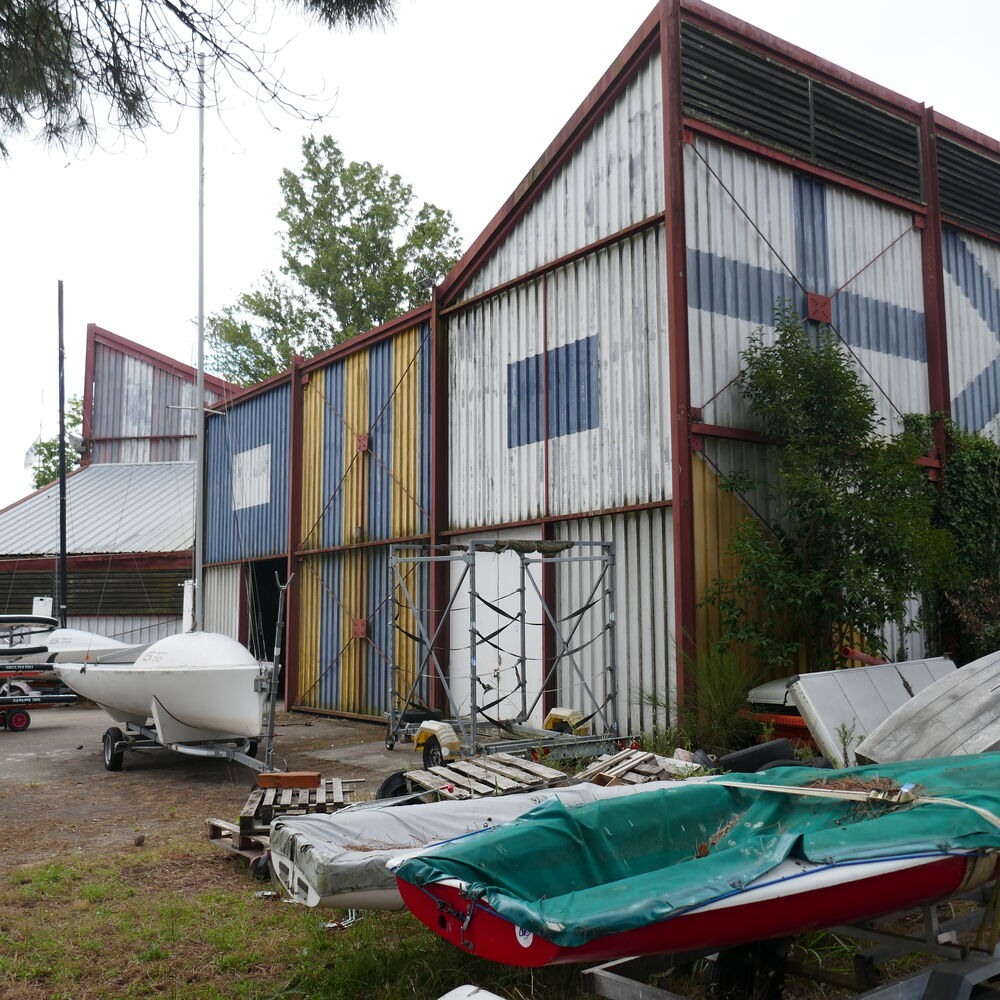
[57,280,68,628]
[193,52,206,632]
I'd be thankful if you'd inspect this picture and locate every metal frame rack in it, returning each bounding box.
[385,539,622,764]
[0,616,78,732]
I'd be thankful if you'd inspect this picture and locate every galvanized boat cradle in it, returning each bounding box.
[385,539,623,767]
[582,882,1000,1000]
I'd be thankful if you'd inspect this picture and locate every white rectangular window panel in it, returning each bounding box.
[232,444,271,511]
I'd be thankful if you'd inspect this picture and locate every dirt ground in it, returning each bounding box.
[1,703,406,868]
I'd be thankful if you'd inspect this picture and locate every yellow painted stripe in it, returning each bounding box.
[391,326,420,538]
[343,351,369,545]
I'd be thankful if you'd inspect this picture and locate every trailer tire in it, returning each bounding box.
[422,735,444,769]
[103,727,125,771]
[7,709,30,732]
[246,740,259,759]
[376,771,410,800]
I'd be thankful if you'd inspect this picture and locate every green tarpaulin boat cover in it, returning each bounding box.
[394,754,1000,947]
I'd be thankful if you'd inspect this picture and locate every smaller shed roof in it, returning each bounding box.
[0,462,195,557]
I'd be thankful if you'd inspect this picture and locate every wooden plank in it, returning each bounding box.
[404,769,470,799]
[468,756,547,787]
[259,787,277,825]
[314,781,327,809]
[279,787,294,808]
[428,765,495,796]
[329,778,344,806]
[575,749,637,781]
[239,789,265,835]
[488,752,567,782]
[446,759,523,792]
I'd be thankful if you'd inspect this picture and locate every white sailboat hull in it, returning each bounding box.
[55,632,265,742]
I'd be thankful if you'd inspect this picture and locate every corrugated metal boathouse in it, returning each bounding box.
[203,0,1000,731]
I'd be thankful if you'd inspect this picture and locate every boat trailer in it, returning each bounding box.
[582,882,1000,1000]
[101,578,291,775]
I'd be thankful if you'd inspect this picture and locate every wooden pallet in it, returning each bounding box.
[208,776,365,858]
[403,751,569,800]
[573,748,669,785]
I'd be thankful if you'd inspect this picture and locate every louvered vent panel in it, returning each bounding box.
[0,570,185,615]
[938,138,1000,238]
[812,84,921,201]
[681,23,811,157]
[681,22,922,202]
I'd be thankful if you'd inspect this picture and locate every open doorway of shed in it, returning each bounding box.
[244,558,287,700]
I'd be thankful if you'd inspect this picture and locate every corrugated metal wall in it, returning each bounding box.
[942,227,1000,440]
[294,323,431,716]
[555,509,673,735]
[205,382,291,564]
[457,50,664,301]
[295,545,428,718]
[90,341,226,464]
[686,136,928,435]
[67,614,180,645]
[203,564,241,638]
[447,46,668,532]
[300,323,431,551]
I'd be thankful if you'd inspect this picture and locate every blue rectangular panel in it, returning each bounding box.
[507,335,600,448]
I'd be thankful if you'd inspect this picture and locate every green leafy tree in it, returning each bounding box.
[929,421,1000,662]
[703,306,955,673]
[208,134,462,384]
[30,395,84,489]
[0,0,396,154]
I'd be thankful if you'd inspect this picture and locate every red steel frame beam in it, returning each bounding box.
[428,286,449,710]
[662,0,695,713]
[919,108,953,458]
[285,355,305,708]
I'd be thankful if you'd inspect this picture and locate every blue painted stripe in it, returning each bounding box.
[942,230,1000,338]
[507,335,601,448]
[794,174,829,293]
[954,355,1000,432]
[368,339,394,541]
[686,248,926,362]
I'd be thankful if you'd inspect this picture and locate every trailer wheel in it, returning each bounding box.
[7,709,30,732]
[103,727,125,771]
[422,735,444,769]
[376,770,410,800]
[246,740,259,759]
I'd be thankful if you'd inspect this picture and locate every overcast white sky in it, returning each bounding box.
[2,0,999,509]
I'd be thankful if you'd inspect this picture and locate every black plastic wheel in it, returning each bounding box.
[103,727,125,771]
[376,770,410,799]
[384,736,396,751]
[245,740,259,759]
[422,735,444,769]
[7,709,30,732]
[249,853,271,881]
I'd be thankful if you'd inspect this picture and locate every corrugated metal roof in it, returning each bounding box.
[0,462,194,556]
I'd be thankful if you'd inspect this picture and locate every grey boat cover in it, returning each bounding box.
[269,780,694,907]
[856,649,1000,763]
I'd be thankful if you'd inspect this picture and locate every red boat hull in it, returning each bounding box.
[397,854,991,967]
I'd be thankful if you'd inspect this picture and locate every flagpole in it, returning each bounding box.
[194,52,206,632]
[57,279,68,628]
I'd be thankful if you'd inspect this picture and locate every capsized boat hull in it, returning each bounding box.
[54,632,265,742]
[397,852,993,966]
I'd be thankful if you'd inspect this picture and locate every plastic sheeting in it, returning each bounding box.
[395,754,1000,948]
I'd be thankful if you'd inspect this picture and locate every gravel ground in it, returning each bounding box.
[2,703,409,868]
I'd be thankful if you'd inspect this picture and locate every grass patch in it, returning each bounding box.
[2,840,591,999]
